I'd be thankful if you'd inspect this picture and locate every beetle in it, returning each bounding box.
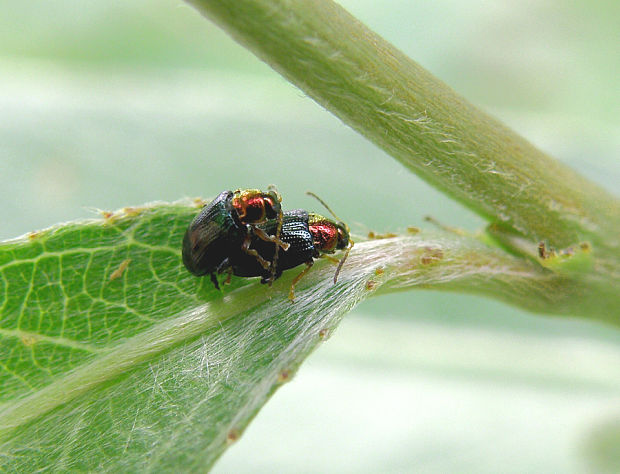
[182,188,288,289]
[222,194,353,300]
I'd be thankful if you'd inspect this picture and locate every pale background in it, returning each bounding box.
[1,1,619,472]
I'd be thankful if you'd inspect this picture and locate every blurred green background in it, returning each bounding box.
[1,0,619,472]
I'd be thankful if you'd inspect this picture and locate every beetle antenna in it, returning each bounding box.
[268,184,282,202]
[306,191,346,225]
[333,238,354,284]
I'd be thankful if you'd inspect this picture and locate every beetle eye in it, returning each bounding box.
[337,227,349,249]
[263,197,279,219]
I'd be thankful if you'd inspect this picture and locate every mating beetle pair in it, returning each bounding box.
[182,188,288,289]
[182,188,352,299]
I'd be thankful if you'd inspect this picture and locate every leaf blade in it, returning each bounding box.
[1,202,614,471]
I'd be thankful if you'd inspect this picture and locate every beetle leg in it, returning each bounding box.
[269,209,282,286]
[253,211,288,286]
[209,272,220,290]
[320,254,340,264]
[241,231,271,270]
[289,260,314,302]
[265,186,285,286]
[253,227,290,251]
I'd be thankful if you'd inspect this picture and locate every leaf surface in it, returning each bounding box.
[0,201,555,470]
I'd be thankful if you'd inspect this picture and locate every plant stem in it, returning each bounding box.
[187,0,620,250]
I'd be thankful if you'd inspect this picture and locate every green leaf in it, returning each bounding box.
[1,201,579,470]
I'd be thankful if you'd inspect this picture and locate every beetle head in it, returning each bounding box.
[232,188,282,224]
